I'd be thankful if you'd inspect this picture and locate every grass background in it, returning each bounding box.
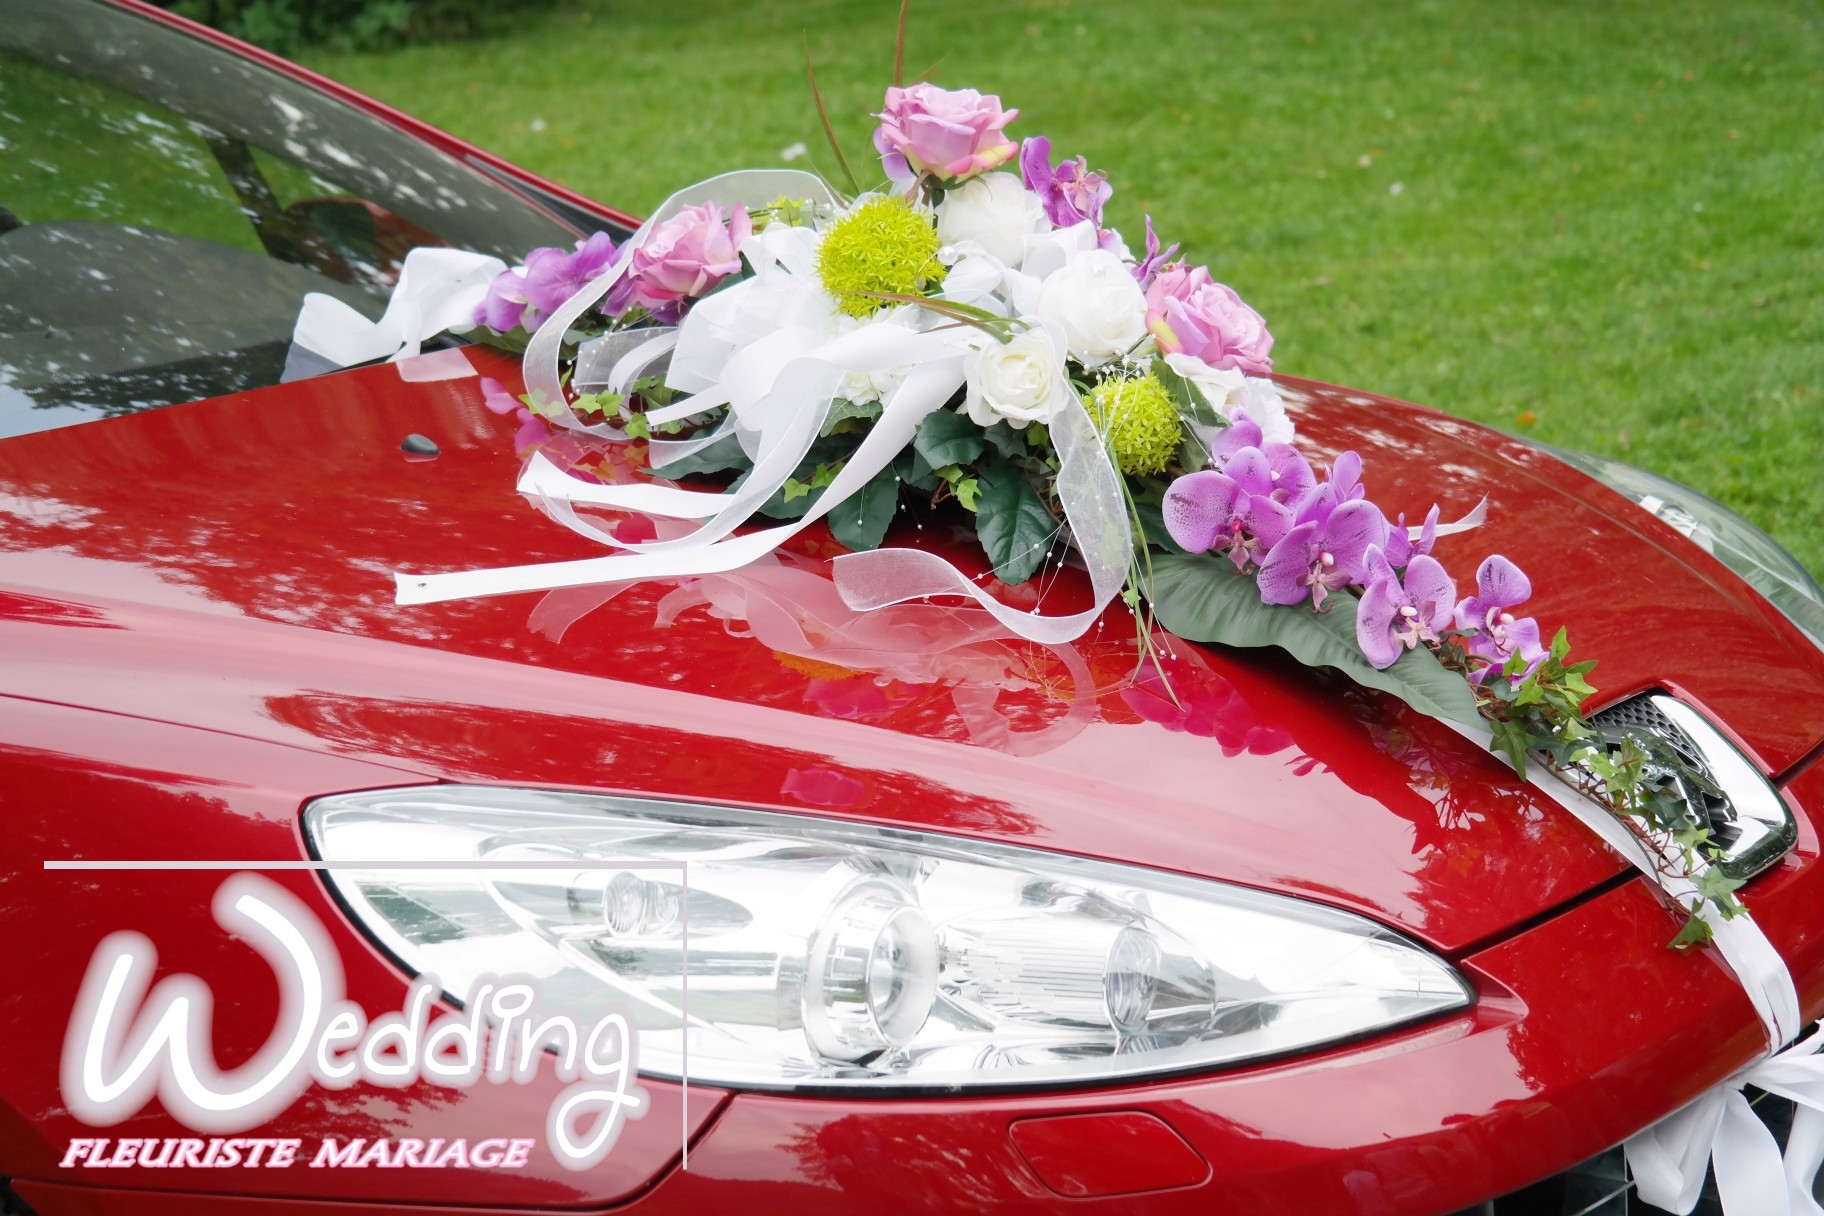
[299,0,1823,575]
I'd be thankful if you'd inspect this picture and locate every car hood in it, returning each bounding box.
[2,347,1818,955]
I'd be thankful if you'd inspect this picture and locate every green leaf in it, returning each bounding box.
[976,467,1058,585]
[980,421,1026,461]
[821,397,883,437]
[654,434,748,479]
[1145,553,1483,726]
[914,410,986,470]
[1128,495,1190,556]
[1153,358,1220,426]
[1669,905,1714,950]
[828,463,900,552]
[895,446,940,492]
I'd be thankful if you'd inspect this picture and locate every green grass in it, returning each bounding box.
[301,0,1824,576]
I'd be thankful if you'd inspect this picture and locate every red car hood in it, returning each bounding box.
[2,347,1818,955]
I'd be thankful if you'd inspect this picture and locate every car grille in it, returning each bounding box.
[1580,691,1797,881]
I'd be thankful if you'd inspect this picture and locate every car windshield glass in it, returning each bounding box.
[0,0,581,438]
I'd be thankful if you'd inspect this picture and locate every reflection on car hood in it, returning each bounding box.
[0,347,1817,953]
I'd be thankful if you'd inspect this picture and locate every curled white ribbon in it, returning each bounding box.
[1446,719,1816,1213]
[1625,1027,1824,1216]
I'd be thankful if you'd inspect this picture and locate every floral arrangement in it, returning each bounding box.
[442,26,1743,944]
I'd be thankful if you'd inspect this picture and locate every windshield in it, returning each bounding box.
[0,0,586,437]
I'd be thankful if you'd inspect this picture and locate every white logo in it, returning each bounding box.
[60,873,646,1170]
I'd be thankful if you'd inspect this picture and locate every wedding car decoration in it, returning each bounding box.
[403,52,1750,950]
[270,14,1824,1210]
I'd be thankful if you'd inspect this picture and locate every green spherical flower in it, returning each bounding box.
[816,195,946,319]
[1086,372,1184,476]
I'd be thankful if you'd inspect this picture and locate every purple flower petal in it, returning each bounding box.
[1320,498,1390,581]
[1211,417,1264,465]
[1163,470,1244,553]
[1257,521,1318,605]
[1262,441,1314,505]
[1223,447,1274,498]
[1476,554,1532,610]
[1403,554,1457,632]
[1356,546,1406,669]
[1330,450,1365,502]
[1243,494,1295,552]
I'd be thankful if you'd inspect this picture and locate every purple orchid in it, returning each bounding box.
[1163,455,1296,572]
[1454,554,1548,680]
[1383,503,1440,567]
[1131,215,1179,286]
[480,376,550,452]
[1356,545,1457,669]
[1019,136,1122,251]
[1209,418,1315,506]
[1257,493,1389,610]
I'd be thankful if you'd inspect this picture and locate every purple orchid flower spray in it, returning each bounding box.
[1256,458,1390,610]
[1454,554,1548,680]
[1355,545,1457,669]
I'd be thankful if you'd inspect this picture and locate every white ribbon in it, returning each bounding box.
[1446,719,1818,1213]
[290,247,506,368]
[1625,1028,1824,1216]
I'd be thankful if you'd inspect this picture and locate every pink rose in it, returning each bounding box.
[873,83,1019,186]
[1143,264,1274,375]
[608,201,751,320]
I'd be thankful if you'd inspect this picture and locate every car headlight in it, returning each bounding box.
[1547,446,1824,649]
[303,787,1471,1091]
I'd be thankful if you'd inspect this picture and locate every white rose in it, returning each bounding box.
[935,172,1050,269]
[1233,375,1294,443]
[1165,352,1296,445]
[1035,248,1148,367]
[961,325,1072,430]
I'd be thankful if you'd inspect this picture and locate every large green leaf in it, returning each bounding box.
[1145,552,1482,726]
[913,410,986,470]
[975,466,1057,585]
[827,463,900,552]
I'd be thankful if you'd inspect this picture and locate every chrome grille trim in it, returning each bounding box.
[1585,692,1796,881]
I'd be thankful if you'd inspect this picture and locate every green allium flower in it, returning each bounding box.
[1086,372,1184,476]
[816,195,946,319]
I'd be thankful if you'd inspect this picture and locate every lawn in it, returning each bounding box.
[301,0,1824,576]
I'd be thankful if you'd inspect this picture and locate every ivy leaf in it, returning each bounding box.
[976,466,1057,585]
[1145,553,1483,727]
[828,463,900,552]
[914,410,986,470]
[1669,905,1714,950]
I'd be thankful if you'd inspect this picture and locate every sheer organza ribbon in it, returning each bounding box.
[1446,719,1822,1214]
[392,171,1135,643]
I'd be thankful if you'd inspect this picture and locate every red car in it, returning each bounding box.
[3,2,1822,1214]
